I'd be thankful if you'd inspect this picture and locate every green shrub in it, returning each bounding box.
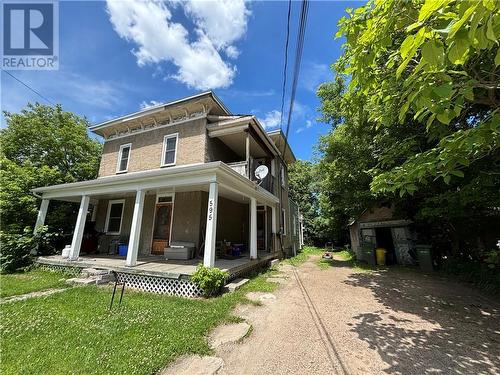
[190,265,229,297]
[441,256,500,294]
[0,226,59,273]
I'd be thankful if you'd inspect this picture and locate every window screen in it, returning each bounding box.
[163,135,177,166]
[117,144,131,172]
[107,202,124,233]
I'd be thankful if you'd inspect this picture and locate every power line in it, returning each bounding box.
[282,0,309,157]
[1,69,55,105]
[279,0,292,130]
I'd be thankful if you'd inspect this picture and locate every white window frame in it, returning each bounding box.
[116,143,132,174]
[161,133,178,167]
[104,199,125,235]
[280,164,286,188]
[281,208,287,236]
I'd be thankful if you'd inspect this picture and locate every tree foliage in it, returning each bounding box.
[0,103,102,271]
[335,0,499,195]
[316,0,500,255]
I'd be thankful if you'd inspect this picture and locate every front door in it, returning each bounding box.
[152,203,173,255]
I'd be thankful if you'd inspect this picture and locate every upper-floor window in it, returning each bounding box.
[116,143,131,173]
[281,208,287,236]
[280,164,286,187]
[105,199,125,234]
[161,133,178,167]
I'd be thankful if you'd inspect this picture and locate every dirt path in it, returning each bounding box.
[218,255,500,375]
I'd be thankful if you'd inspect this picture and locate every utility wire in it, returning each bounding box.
[1,69,55,105]
[279,0,292,130]
[282,0,309,157]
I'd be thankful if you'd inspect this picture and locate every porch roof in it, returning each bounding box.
[32,161,279,205]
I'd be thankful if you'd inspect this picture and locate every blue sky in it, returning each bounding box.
[1,0,360,161]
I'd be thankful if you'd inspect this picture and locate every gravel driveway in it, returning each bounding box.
[218,254,500,375]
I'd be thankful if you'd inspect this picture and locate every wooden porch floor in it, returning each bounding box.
[37,252,276,279]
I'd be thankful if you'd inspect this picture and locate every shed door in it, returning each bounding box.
[152,203,173,255]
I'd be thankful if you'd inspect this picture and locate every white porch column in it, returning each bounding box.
[204,182,219,267]
[34,199,50,233]
[69,195,90,261]
[250,197,257,260]
[271,204,277,233]
[126,190,146,267]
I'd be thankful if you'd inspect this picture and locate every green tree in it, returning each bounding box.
[0,103,102,271]
[317,0,500,257]
[287,160,322,244]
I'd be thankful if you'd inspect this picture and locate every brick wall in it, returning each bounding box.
[98,118,207,177]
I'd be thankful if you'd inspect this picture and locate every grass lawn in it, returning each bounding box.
[287,246,324,266]
[0,268,278,375]
[0,268,71,298]
[316,249,376,273]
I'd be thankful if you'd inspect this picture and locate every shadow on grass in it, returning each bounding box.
[343,267,500,374]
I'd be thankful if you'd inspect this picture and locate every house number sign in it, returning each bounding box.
[208,198,215,221]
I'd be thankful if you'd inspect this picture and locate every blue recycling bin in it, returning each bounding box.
[118,244,128,257]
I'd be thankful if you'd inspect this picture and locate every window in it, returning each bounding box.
[105,199,125,234]
[116,143,131,173]
[281,208,286,235]
[280,164,286,187]
[161,133,178,167]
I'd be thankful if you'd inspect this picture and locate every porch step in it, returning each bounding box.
[66,273,115,286]
[224,278,249,293]
[81,268,111,277]
[269,259,280,268]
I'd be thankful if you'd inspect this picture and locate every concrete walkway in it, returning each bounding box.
[217,255,500,375]
[0,288,68,304]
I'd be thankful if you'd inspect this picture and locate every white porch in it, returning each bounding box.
[37,251,276,279]
[32,162,280,273]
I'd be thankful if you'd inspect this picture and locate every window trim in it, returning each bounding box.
[116,143,132,174]
[161,133,178,167]
[104,199,125,235]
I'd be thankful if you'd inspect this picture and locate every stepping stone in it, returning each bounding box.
[1,288,68,304]
[245,292,276,305]
[223,278,249,292]
[267,277,287,284]
[209,322,251,348]
[160,355,224,375]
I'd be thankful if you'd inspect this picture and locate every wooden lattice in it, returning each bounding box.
[116,273,203,298]
[37,264,82,276]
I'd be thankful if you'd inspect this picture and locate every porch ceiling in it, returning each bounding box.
[33,162,278,206]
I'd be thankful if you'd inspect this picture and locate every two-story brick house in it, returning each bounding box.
[34,91,301,292]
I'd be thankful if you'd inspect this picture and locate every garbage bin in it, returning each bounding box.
[416,245,433,272]
[118,244,128,257]
[376,248,386,266]
[362,244,376,266]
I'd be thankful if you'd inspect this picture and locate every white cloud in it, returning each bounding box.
[182,0,250,54]
[106,0,250,90]
[296,119,314,134]
[258,110,281,130]
[140,100,162,109]
[300,61,331,93]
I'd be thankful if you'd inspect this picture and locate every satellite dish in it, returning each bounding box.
[254,165,269,180]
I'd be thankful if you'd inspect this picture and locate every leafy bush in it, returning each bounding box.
[190,265,228,297]
[0,226,59,273]
[441,256,500,295]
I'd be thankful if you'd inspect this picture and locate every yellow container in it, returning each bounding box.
[376,248,386,265]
